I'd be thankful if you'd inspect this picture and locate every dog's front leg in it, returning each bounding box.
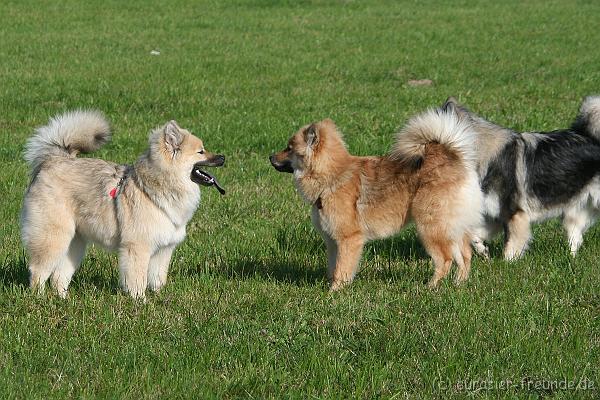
[148,245,176,292]
[330,234,364,291]
[119,244,151,299]
[503,211,531,260]
[472,220,502,259]
[311,207,338,281]
[324,235,338,281]
[471,236,490,259]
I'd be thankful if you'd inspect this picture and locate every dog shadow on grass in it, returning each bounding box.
[360,234,433,285]
[221,257,326,287]
[0,254,29,289]
[202,228,441,287]
[207,229,325,286]
[0,250,121,295]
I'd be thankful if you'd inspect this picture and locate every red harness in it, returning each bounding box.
[109,175,126,199]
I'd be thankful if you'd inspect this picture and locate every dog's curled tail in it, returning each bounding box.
[390,108,477,169]
[572,95,600,141]
[24,110,111,172]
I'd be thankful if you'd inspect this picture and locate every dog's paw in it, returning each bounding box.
[454,272,469,286]
[148,276,167,292]
[329,280,349,292]
[124,286,147,301]
[479,247,490,260]
[130,293,147,303]
[503,247,523,261]
[472,240,490,260]
[427,277,441,290]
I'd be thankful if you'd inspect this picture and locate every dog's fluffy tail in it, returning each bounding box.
[390,108,477,169]
[24,110,111,173]
[392,107,482,244]
[572,95,600,140]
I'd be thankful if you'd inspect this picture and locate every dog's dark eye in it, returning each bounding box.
[198,150,205,155]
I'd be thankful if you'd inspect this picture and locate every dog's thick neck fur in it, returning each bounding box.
[129,137,200,227]
[293,123,357,204]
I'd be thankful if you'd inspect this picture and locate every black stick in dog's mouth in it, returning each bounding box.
[191,167,225,195]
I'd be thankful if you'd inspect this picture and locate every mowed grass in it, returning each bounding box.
[1,0,599,398]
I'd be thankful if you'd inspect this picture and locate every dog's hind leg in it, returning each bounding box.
[26,227,75,294]
[426,244,453,289]
[330,234,364,291]
[29,256,60,295]
[148,245,175,292]
[503,211,531,260]
[417,223,454,288]
[563,205,597,256]
[50,234,86,298]
[455,233,473,285]
[119,245,151,299]
[418,229,454,288]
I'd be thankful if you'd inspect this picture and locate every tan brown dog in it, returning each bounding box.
[270,109,483,289]
[21,110,225,298]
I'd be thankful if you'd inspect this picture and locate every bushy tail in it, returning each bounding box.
[392,107,483,245]
[572,95,600,140]
[390,108,477,169]
[24,110,111,173]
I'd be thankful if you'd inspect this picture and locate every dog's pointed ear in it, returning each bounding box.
[442,96,459,113]
[304,123,319,148]
[441,96,471,120]
[164,120,184,153]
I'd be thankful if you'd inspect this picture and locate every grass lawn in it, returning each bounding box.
[1,0,599,398]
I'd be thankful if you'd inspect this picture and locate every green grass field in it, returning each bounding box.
[1,0,599,398]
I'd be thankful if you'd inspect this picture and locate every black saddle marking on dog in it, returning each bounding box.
[481,139,520,220]
[525,130,600,206]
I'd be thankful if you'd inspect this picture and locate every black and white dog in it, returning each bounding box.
[442,96,600,259]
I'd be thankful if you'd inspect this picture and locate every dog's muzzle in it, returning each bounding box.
[191,156,226,195]
[269,154,293,173]
[196,154,225,167]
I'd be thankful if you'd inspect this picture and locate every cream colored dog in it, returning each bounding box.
[21,111,224,298]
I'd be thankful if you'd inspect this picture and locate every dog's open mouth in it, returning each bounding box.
[191,167,225,195]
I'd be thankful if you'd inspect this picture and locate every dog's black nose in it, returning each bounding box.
[215,154,225,165]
